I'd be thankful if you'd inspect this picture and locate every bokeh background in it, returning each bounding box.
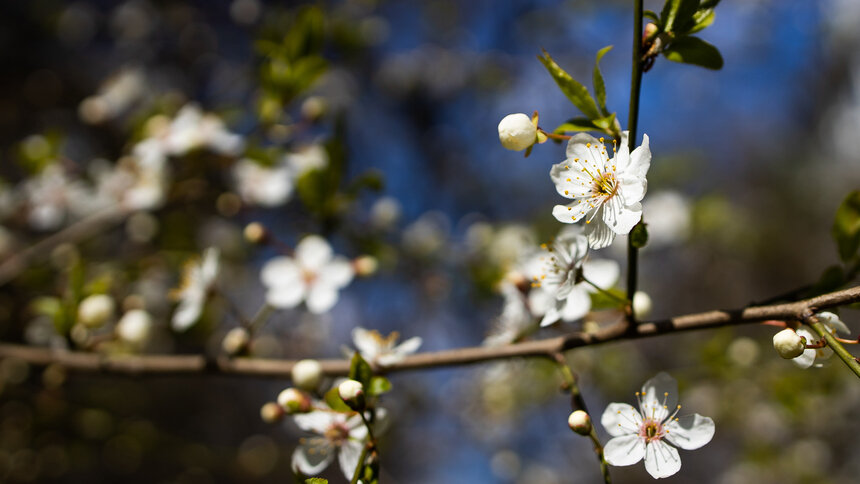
[0,0,859,482]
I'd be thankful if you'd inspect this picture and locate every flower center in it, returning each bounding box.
[324,423,350,446]
[592,172,617,197]
[639,418,665,443]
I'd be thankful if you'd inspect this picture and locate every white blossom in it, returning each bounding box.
[261,235,354,314]
[601,372,715,479]
[160,104,244,156]
[77,294,115,328]
[498,113,537,151]
[284,144,328,176]
[233,158,293,207]
[170,248,220,331]
[291,409,384,479]
[21,164,74,231]
[352,327,422,367]
[116,309,153,346]
[792,312,851,369]
[551,132,651,249]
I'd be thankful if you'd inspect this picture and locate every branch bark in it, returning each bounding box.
[1,285,858,379]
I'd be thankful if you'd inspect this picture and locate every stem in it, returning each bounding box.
[246,304,274,334]
[350,411,378,484]
[806,314,860,379]
[554,354,611,483]
[625,0,645,329]
[539,128,573,141]
[583,276,627,306]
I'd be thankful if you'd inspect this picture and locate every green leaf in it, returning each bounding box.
[662,36,724,70]
[348,352,373,387]
[305,479,328,484]
[660,0,699,33]
[833,191,860,262]
[630,222,649,249]
[644,10,661,23]
[688,9,716,34]
[592,46,613,116]
[589,287,627,311]
[368,376,392,396]
[554,118,600,133]
[324,387,352,412]
[537,50,601,120]
[592,113,617,133]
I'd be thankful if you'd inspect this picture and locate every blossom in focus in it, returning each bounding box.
[601,372,715,479]
[792,311,851,369]
[233,158,293,207]
[498,113,537,151]
[170,248,220,331]
[551,132,651,249]
[527,227,619,327]
[352,327,422,366]
[291,409,377,479]
[261,235,354,314]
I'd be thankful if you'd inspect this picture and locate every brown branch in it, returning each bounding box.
[0,206,129,287]
[1,286,859,379]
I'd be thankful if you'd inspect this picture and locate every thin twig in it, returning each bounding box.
[625,0,645,329]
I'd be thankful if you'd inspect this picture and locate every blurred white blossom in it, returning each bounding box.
[351,327,422,366]
[233,158,293,207]
[291,408,384,479]
[170,248,220,331]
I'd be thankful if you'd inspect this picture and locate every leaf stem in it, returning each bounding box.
[625,0,645,330]
[807,314,860,379]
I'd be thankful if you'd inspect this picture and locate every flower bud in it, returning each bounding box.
[337,379,365,411]
[260,401,284,423]
[77,294,115,328]
[643,23,659,40]
[222,327,251,356]
[568,410,592,436]
[277,388,312,414]
[116,309,153,346]
[633,291,652,318]
[301,96,327,122]
[244,222,267,244]
[773,328,806,359]
[353,255,379,277]
[291,359,323,391]
[498,113,537,151]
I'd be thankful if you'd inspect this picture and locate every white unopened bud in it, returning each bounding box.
[353,255,379,277]
[633,291,652,318]
[773,328,806,359]
[337,379,365,410]
[568,410,592,436]
[77,294,115,328]
[260,401,285,423]
[291,359,323,391]
[277,388,312,414]
[244,222,266,244]
[222,327,251,355]
[116,309,153,346]
[498,113,537,151]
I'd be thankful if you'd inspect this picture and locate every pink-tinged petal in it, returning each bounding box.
[601,402,642,437]
[560,287,591,322]
[625,134,651,179]
[643,440,681,479]
[603,199,642,236]
[261,257,301,287]
[352,327,380,356]
[266,283,305,309]
[584,211,616,249]
[603,434,646,467]
[582,259,620,291]
[292,442,335,475]
[641,372,678,422]
[296,235,333,271]
[337,440,365,481]
[318,257,355,288]
[665,413,715,450]
[306,286,339,314]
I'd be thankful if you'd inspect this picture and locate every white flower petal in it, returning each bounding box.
[603,434,646,467]
[172,295,203,331]
[306,286,339,314]
[601,402,643,437]
[626,134,651,179]
[618,175,647,204]
[261,257,301,287]
[581,259,620,291]
[317,257,355,288]
[201,247,220,283]
[296,235,333,271]
[552,201,591,224]
[584,211,616,249]
[293,410,338,433]
[394,336,423,356]
[792,328,817,368]
[565,133,603,162]
[560,286,591,322]
[817,311,850,335]
[665,413,715,450]
[641,372,677,422]
[644,440,681,479]
[266,284,305,309]
[604,199,642,235]
[528,286,553,317]
[337,440,365,481]
[292,442,335,475]
[539,305,561,327]
[352,327,379,356]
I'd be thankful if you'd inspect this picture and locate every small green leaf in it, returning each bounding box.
[537,50,601,120]
[833,191,860,262]
[305,479,328,484]
[660,0,699,33]
[349,352,373,387]
[589,287,627,311]
[644,10,661,23]
[368,376,392,396]
[688,9,716,34]
[592,113,617,133]
[554,118,600,133]
[324,387,352,412]
[630,222,649,249]
[592,45,613,116]
[662,36,724,70]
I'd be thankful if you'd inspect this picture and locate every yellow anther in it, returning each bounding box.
[599,137,605,142]
[586,143,591,148]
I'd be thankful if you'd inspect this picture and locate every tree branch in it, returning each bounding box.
[1,285,858,379]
